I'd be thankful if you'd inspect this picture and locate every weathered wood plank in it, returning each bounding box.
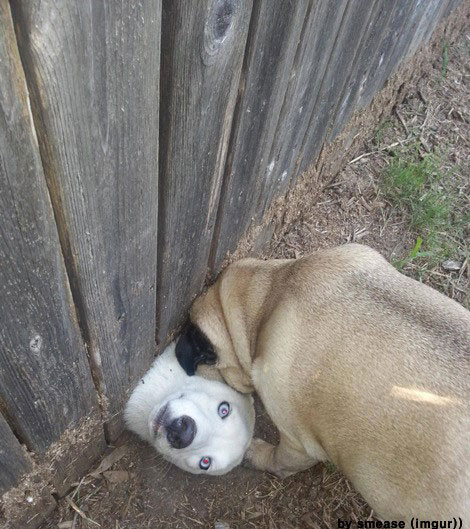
[406,0,448,58]
[254,0,349,218]
[11,0,161,440]
[157,0,252,342]
[359,0,435,111]
[329,0,396,140]
[0,0,100,456]
[0,415,31,494]
[357,0,413,109]
[0,415,56,529]
[209,0,309,270]
[296,0,380,177]
[443,0,463,18]
[415,0,456,56]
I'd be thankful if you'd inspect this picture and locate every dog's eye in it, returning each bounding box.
[199,456,211,470]
[218,401,231,419]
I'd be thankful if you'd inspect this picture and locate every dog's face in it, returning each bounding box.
[147,378,255,475]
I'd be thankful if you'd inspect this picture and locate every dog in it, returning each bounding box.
[177,244,470,521]
[124,342,255,475]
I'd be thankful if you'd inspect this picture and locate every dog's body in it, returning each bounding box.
[124,343,255,475]
[184,244,469,521]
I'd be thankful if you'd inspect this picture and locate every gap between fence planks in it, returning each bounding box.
[156,0,252,343]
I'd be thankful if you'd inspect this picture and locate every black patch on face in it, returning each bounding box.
[175,322,217,376]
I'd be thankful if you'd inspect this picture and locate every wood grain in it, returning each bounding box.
[11,0,162,439]
[253,0,349,221]
[357,0,414,109]
[0,414,31,494]
[0,0,99,453]
[209,0,309,271]
[157,0,252,342]
[407,0,452,58]
[359,0,435,111]
[296,0,379,177]
[329,0,396,139]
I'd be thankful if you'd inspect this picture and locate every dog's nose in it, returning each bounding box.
[166,415,196,449]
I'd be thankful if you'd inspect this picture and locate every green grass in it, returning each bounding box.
[441,41,449,79]
[374,119,393,145]
[381,150,469,273]
[324,461,337,474]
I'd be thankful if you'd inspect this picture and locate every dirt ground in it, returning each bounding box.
[41,29,469,529]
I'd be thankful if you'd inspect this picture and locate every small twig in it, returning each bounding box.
[419,136,431,152]
[394,108,409,136]
[348,139,413,165]
[458,259,468,279]
[421,107,430,130]
[65,496,101,527]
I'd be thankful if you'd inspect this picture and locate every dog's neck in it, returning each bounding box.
[191,261,279,393]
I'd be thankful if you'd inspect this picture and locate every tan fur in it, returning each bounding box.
[190,244,469,522]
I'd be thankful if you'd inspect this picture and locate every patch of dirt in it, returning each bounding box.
[39,26,469,529]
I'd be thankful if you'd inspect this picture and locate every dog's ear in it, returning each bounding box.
[175,322,217,376]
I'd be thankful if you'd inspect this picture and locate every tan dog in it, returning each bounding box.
[178,244,469,522]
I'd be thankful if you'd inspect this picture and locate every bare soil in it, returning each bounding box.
[41,29,469,529]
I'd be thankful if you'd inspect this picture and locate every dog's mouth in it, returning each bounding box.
[154,403,169,435]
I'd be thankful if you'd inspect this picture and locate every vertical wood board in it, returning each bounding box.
[0,415,31,494]
[255,0,349,218]
[329,0,397,140]
[157,0,252,342]
[357,0,414,109]
[210,0,309,270]
[359,0,436,111]
[11,0,161,439]
[406,0,449,59]
[296,0,379,177]
[0,0,99,453]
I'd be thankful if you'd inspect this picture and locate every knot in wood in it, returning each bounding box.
[29,334,42,353]
[203,0,236,62]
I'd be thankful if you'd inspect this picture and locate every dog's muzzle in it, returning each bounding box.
[165,415,197,449]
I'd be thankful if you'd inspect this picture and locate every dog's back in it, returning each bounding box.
[259,245,469,519]
[190,244,469,520]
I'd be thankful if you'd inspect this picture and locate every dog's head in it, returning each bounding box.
[148,377,255,475]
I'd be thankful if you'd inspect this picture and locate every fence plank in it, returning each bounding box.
[0,416,56,529]
[357,0,413,109]
[209,0,309,270]
[296,0,380,177]
[157,0,252,342]
[0,415,31,494]
[359,0,433,111]
[254,0,349,221]
[12,0,161,440]
[407,0,448,58]
[329,0,396,140]
[0,0,100,456]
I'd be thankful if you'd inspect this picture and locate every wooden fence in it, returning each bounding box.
[0,0,463,524]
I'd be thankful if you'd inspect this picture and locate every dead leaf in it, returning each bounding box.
[65,497,100,527]
[89,445,128,478]
[57,522,73,529]
[103,470,129,484]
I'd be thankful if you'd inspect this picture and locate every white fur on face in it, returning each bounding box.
[124,343,255,476]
